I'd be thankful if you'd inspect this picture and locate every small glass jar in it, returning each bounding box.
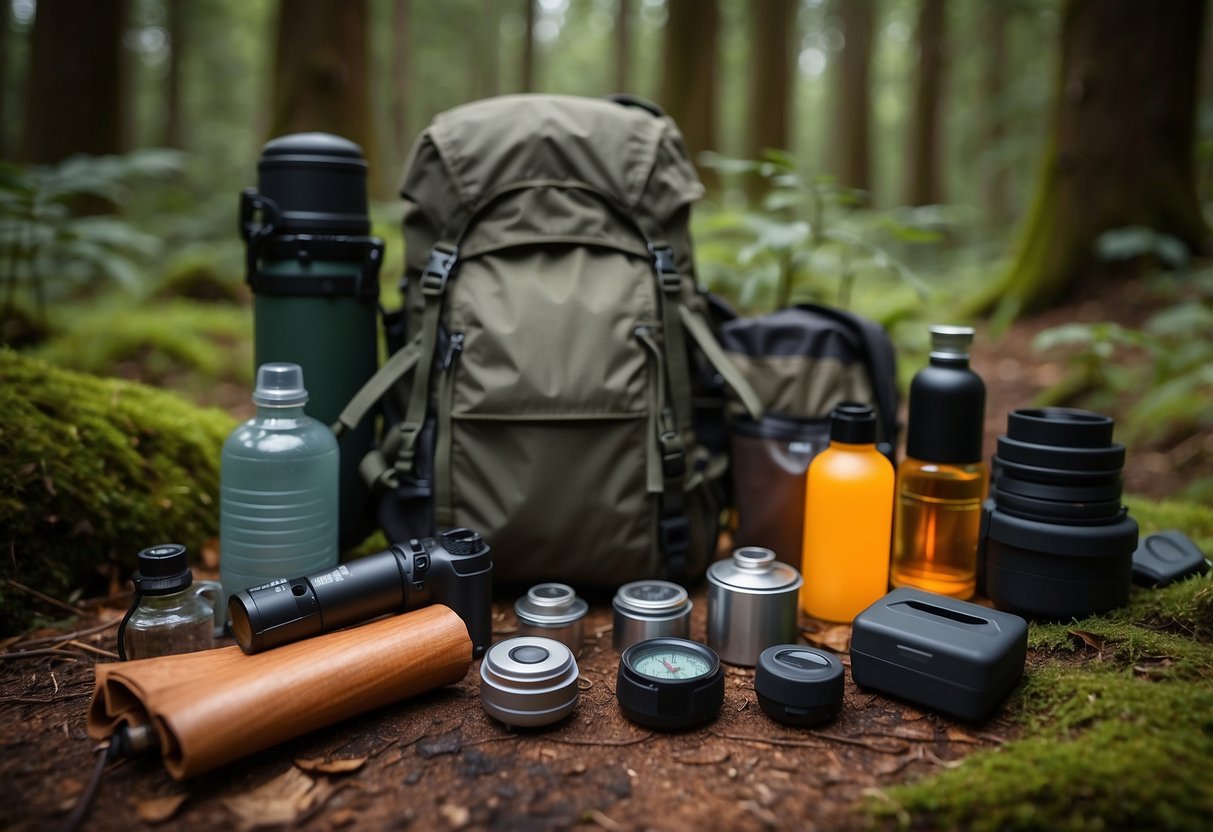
[119,544,222,661]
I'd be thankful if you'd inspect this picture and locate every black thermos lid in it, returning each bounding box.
[906,325,986,464]
[829,402,878,445]
[256,133,371,237]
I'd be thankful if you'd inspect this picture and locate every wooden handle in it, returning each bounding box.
[89,604,472,778]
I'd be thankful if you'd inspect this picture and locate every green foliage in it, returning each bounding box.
[0,349,234,634]
[0,150,185,323]
[1032,267,1213,448]
[33,299,253,393]
[695,150,933,315]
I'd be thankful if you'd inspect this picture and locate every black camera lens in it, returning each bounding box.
[983,407,1138,620]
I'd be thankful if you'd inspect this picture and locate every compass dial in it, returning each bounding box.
[630,646,712,680]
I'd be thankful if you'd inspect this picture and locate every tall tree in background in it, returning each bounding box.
[269,0,373,161]
[980,2,1009,227]
[744,0,797,198]
[989,0,1209,316]
[831,0,876,200]
[0,5,9,157]
[614,0,632,93]
[392,0,411,153]
[20,0,127,163]
[164,0,187,148]
[469,2,500,101]
[521,0,536,92]
[904,0,947,206]
[660,0,719,188]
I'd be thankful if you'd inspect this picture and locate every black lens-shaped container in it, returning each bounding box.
[984,408,1138,619]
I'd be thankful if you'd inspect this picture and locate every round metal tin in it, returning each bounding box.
[612,580,692,652]
[479,636,579,728]
[514,583,588,656]
[707,547,803,666]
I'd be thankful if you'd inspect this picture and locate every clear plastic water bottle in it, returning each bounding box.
[220,363,339,614]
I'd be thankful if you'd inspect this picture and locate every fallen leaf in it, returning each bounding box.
[222,768,333,828]
[294,756,367,774]
[800,623,852,653]
[945,727,983,744]
[135,794,188,824]
[1068,630,1107,652]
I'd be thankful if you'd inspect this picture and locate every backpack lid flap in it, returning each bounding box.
[400,95,704,241]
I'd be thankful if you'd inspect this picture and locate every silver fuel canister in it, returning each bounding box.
[514,583,588,656]
[612,580,692,651]
[707,546,803,666]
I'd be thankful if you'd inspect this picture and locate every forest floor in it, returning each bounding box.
[1,274,1211,831]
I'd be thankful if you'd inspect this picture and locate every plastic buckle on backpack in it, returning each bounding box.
[422,244,459,295]
[659,431,687,480]
[648,244,680,293]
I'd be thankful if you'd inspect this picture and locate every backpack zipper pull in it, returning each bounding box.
[442,332,465,370]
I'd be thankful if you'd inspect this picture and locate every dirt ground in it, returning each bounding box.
[0,584,1023,832]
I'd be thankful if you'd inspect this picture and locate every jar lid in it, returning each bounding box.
[515,583,588,627]
[707,547,803,593]
[479,636,579,728]
[132,544,192,596]
[929,324,975,359]
[252,362,308,407]
[613,580,690,617]
[755,644,844,715]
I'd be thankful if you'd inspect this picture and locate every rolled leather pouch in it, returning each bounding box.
[729,413,828,567]
[88,605,472,778]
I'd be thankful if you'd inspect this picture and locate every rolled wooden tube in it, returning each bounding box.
[88,604,472,778]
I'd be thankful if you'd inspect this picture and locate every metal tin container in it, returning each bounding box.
[612,580,692,651]
[479,636,579,728]
[514,583,588,656]
[707,547,803,666]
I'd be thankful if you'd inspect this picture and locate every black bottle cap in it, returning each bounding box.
[440,527,485,556]
[829,402,877,445]
[256,132,371,236]
[906,327,986,463]
[132,544,192,596]
[755,644,844,727]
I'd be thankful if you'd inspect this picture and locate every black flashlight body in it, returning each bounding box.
[230,528,492,657]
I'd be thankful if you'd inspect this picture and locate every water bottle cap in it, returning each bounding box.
[253,362,308,406]
[133,544,193,595]
[929,325,975,360]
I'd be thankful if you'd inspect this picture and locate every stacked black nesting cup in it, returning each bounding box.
[984,408,1139,619]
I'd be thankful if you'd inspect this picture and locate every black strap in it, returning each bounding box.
[115,588,143,661]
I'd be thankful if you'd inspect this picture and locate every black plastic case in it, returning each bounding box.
[850,588,1028,722]
[1131,530,1210,587]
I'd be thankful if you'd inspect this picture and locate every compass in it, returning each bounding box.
[616,638,724,730]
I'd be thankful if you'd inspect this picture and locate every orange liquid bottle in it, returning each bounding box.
[891,326,987,599]
[800,403,894,622]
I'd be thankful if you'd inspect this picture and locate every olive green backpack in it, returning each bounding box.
[335,94,762,586]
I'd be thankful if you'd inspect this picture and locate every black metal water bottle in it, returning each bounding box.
[239,133,383,547]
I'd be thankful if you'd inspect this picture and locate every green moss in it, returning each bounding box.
[0,349,235,633]
[33,299,253,392]
[871,670,1213,831]
[151,249,248,305]
[866,497,1213,830]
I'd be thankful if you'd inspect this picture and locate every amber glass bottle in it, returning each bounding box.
[891,326,987,599]
[801,403,894,623]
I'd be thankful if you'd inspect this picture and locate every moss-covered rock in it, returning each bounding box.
[0,349,234,633]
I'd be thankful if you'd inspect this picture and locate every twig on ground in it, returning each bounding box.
[11,619,119,650]
[548,732,653,747]
[711,730,829,749]
[6,579,83,616]
[0,692,93,705]
[0,648,83,661]
[66,640,118,659]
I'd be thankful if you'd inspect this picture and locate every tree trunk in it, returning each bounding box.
[391,0,411,153]
[614,0,632,93]
[20,0,127,162]
[990,0,1210,316]
[469,1,500,101]
[904,0,946,206]
[831,0,876,200]
[744,0,797,198]
[164,0,186,149]
[660,0,719,188]
[269,0,374,162]
[521,0,536,92]
[0,5,9,158]
[980,2,1009,227]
